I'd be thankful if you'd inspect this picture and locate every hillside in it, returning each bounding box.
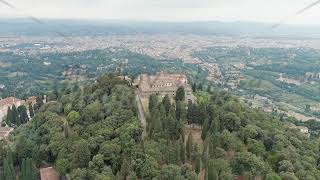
[1,74,320,179]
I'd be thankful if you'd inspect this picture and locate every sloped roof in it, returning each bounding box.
[0,97,24,107]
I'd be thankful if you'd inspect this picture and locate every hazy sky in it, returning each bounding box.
[0,0,320,24]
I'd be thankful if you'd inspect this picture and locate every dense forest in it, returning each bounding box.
[1,74,320,179]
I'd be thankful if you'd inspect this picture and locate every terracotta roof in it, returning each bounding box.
[26,96,37,104]
[40,167,59,180]
[0,97,24,107]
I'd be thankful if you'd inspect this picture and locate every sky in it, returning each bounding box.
[0,0,320,25]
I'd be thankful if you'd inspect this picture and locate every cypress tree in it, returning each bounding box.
[175,86,185,101]
[162,95,171,115]
[167,115,178,140]
[64,121,71,138]
[21,158,37,180]
[11,105,18,125]
[201,118,210,140]
[206,85,211,92]
[18,105,29,124]
[176,101,186,122]
[5,107,13,126]
[186,132,193,160]
[151,110,163,139]
[207,160,218,180]
[187,101,193,125]
[3,155,15,180]
[148,94,158,113]
[26,158,32,180]
[34,96,44,112]
[195,154,201,175]
[179,139,186,164]
[192,83,197,92]
[3,159,15,180]
[21,158,27,180]
[28,103,34,118]
[6,149,15,179]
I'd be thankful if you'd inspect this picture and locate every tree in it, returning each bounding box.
[162,95,171,115]
[206,85,212,92]
[192,83,197,92]
[55,158,70,176]
[207,159,232,180]
[149,94,158,113]
[187,102,197,125]
[160,164,182,180]
[201,118,210,140]
[207,160,218,180]
[83,101,104,122]
[278,160,294,173]
[176,101,186,122]
[2,159,15,180]
[66,111,80,125]
[231,152,268,177]
[179,139,186,164]
[175,87,185,101]
[72,140,91,168]
[2,150,16,180]
[17,105,29,124]
[265,172,281,180]
[64,103,72,115]
[63,121,71,138]
[34,96,44,112]
[5,107,13,126]
[195,154,201,174]
[10,105,19,125]
[28,103,34,118]
[221,112,241,132]
[186,133,193,160]
[21,158,37,180]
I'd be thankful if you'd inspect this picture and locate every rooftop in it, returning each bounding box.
[0,97,24,108]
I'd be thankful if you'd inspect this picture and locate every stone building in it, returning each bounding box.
[135,72,196,102]
[0,97,25,122]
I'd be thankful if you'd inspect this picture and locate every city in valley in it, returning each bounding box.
[1,3,320,178]
[1,34,319,123]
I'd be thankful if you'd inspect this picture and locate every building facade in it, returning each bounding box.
[0,97,25,122]
[136,72,196,102]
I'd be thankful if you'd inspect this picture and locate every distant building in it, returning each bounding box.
[296,126,309,134]
[135,72,196,102]
[0,97,25,122]
[40,167,59,180]
[288,123,309,136]
[311,104,320,112]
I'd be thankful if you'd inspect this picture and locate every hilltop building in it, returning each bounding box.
[0,96,37,123]
[135,72,196,102]
[0,97,25,122]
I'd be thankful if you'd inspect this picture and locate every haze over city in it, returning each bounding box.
[0,0,320,25]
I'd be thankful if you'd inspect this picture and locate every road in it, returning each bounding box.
[135,91,147,139]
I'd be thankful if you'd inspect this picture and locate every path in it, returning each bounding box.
[135,91,147,139]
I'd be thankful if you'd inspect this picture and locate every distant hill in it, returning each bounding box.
[1,18,320,38]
